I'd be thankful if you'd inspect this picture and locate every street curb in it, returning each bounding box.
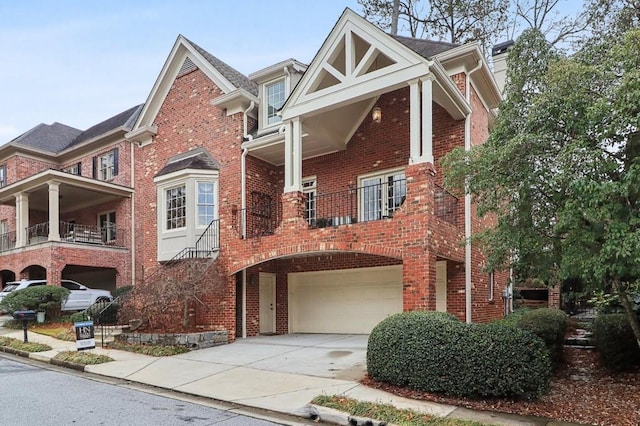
[49,358,86,372]
[307,404,390,426]
[0,346,32,358]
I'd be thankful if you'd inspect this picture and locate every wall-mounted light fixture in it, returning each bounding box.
[372,106,382,123]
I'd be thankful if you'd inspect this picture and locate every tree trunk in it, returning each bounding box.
[613,279,640,349]
[391,0,400,35]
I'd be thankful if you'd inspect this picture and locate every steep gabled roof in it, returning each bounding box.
[133,35,258,131]
[68,104,143,148]
[188,39,257,97]
[10,122,81,153]
[392,35,457,59]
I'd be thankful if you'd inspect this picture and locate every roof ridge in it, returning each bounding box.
[183,37,258,97]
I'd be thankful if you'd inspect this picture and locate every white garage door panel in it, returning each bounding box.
[289,266,402,334]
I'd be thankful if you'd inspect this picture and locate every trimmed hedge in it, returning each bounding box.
[515,308,568,366]
[593,314,640,371]
[367,311,551,399]
[0,285,70,317]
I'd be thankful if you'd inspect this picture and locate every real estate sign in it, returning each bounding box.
[74,321,95,350]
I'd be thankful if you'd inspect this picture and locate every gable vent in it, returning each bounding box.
[177,57,198,78]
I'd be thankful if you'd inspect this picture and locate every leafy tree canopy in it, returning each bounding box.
[442,21,640,343]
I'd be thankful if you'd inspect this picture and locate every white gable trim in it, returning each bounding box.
[133,36,238,130]
[282,9,435,120]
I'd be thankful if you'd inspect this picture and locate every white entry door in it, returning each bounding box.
[259,273,276,334]
[436,261,447,312]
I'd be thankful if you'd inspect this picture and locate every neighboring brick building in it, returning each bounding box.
[0,9,507,340]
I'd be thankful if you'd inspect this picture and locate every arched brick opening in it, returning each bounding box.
[21,265,46,280]
[228,243,403,276]
[1,270,16,288]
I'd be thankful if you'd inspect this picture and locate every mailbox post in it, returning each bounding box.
[13,310,37,343]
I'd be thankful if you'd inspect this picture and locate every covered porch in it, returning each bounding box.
[0,169,133,249]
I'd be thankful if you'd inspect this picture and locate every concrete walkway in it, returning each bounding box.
[0,325,589,426]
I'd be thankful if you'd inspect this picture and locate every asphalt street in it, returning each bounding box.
[0,355,289,426]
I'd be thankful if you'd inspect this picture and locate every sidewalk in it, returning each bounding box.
[0,325,588,426]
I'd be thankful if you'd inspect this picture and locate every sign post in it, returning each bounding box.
[74,321,95,350]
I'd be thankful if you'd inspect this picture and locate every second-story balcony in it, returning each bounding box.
[235,178,461,238]
[0,169,134,250]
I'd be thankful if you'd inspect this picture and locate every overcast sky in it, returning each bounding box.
[0,1,581,143]
[0,0,362,142]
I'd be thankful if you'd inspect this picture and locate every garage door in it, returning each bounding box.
[288,266,403,334]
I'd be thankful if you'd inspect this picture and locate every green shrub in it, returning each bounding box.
[593,314,640,371]
[113,285,133,299]
[516,308,567,366]
[367,311,551,399]
[492,308,530,327]
[69,311,89,323]
[0,286,70,317]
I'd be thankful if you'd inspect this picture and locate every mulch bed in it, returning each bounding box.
[362,348,640,425]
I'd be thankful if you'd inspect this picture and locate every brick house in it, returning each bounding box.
[0,9,506,340]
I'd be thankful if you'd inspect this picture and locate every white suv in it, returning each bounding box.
[0,279,113,311]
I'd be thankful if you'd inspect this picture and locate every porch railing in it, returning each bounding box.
[25,221,126,247]
[434,184,459,226]
[0,231,17,253]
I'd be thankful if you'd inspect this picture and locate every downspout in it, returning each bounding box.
[130,140,136,287]
[465,60,483,324]
[241,101,255,339]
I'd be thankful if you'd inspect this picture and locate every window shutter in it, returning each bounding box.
[77,162,82,176]
[92,157,97,179]
[113,148,119,176]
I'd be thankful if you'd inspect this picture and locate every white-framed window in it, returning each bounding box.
[166,185,186,230]
[98,211,116,242]
[358,169,406,222]
[265,78,285,126]
[0,165,6,187]
[63,162,81,175]
[196,181,216,227]
[488,271,495,301]
[302,177,317,225]
[93,148,118,181]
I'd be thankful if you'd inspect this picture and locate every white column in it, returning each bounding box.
[409,79,421,163]
[420,76,434,164]
[15,192,29,248]
[284,118,302,192]
[48,182,60,241]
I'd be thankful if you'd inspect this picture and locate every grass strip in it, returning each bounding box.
[311,395,486,426]
[105,340,190,356]
[0,336,52,352]
[53,350,113,365]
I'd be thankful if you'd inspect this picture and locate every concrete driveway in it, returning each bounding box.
[174,333,369,381]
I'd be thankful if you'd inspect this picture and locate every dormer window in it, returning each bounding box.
[265,78,285,126]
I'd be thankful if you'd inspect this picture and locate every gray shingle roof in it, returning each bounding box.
[68,104,143,148]
[155,147,220,178]
[8,105,143,154]
[186,37,258,97]
[392,35,457,59]
[9,122,82,153]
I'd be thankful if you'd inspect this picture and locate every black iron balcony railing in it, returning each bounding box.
[434,184,459,225]
[307,179,407,228]
[0,231,17,253]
